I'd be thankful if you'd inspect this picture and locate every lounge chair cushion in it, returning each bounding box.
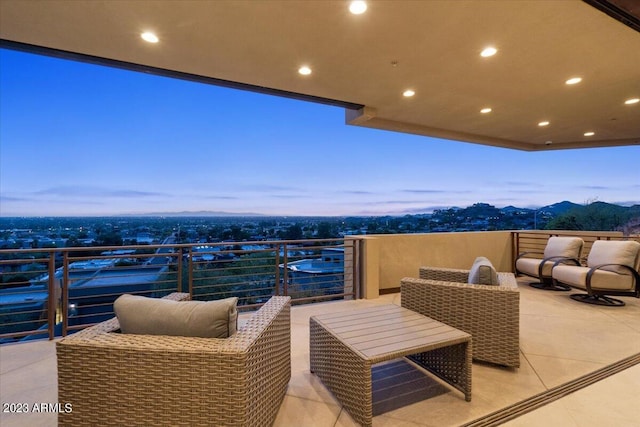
[587,240,640,275]
[114,294,238,338]
[544,236,584,259]
[552,264,636,291]
[516,236,584,278]
[468,256,499,285]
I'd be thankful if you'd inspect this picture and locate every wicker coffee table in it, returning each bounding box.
[310,304,471,426]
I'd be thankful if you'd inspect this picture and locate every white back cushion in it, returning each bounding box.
[543,236,583,259]
[587,240,640,275]
[115,294,238,338]
[468,256,499,285]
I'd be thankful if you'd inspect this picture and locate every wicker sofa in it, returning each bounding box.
[57,293,291,427]
[401,266,520,368]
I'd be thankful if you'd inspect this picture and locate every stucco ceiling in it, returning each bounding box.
[1,0,639,151]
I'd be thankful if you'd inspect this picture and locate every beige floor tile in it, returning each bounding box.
[559,364,640,421]
[0,339,56,374]
[285,370,340,404]
[273,395,342,427]
[1,412,58,427]
[0,386,59,427]
[523,353,606,389]
[470,360,546,406]
[520,314,640,364]
[518,286,615,322]
[501,401,580,427]
[0,355,58,402]
[376,391,492,427]
[2,285,638,427]
[596,299,640,333]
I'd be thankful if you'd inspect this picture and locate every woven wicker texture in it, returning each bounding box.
[401,266,520,367]
[57,293,291,427]
[310,305,471,427]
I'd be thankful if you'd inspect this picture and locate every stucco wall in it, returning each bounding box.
[359,231,513,298]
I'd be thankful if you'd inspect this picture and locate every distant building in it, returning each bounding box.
[280,248,345,296]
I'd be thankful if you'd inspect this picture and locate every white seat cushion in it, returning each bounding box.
[516,257,554,277]
[552,264,636,291]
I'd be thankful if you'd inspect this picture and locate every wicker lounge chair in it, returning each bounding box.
[401,266,520,367]
[57,293,291,427]
[552,240,640,306]
[515,236,584,291]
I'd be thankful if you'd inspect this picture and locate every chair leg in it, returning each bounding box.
[529,277,571,291]
[570,294,625,307]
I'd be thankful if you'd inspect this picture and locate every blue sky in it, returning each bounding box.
[1,48,639,217]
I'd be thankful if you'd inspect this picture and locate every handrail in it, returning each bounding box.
[0,237,362,343]
[512,230,640,269]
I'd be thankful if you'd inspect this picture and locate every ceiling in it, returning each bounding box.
[1,0,639,151]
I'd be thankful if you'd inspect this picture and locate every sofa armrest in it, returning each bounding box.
[419,266,469,282]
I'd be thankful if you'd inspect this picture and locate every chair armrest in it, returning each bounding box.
[419,266,469,282]
[586,264,640,296]
[515,251,532,261]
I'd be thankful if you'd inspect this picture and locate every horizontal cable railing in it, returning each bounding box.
[0,238,361,343]
[512,230,640,268]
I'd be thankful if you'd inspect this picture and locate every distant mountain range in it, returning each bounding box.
[125,210,266,217]
[501,201,582,216]
[131,201,638,218]
[508,201,639,216]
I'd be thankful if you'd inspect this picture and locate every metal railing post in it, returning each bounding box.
[177,247,183,293]
[513,231,519,273]
[352,238,359,299]
[62,250,69,337]
[188,247,194,297]
[46,250,56,340]
[283,243,289,296]
[274,243,281,296]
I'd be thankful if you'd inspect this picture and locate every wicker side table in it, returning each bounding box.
[310,304,471,427]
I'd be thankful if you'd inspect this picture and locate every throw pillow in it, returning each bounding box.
[114,294,238,338]
[468,256,499,285]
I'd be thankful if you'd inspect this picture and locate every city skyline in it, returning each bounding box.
[1,48,639,217]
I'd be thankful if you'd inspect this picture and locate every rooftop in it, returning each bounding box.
[2,277,639,426]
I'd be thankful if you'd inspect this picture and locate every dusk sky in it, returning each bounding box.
[1,48,639,217]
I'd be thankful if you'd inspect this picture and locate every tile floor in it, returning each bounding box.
[1,278,639,426]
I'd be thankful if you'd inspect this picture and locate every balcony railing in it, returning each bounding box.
[3,230,638,344]
[512,229,636,266]
[0,237,362,343]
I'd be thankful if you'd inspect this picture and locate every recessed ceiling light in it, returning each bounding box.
[584,131,595,136]
[480,47,497,57]
[403,89,415,97]
[480,107,492,114]
[140,32,159,43]
[565,77,582,85]
[349,1,367,15]
[538,121,550,127]
[298,66,312,75]
[624,98,639,105]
